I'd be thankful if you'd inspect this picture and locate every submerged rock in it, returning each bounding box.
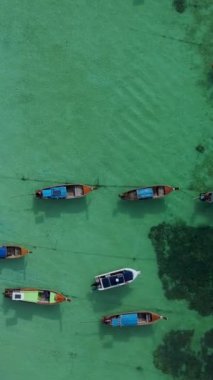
[196,144,205,153]
[173,0,187,13]
[135,365,143,371]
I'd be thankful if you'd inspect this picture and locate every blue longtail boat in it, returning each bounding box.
[0,246,31,260]
[102,311,167,327]
[119,185,179,201]
[36,184,96,200]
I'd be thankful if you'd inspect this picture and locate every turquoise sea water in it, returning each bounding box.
[0,1,212,379]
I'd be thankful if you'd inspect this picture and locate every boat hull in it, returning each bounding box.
[119,185,179,201]
[4,288,71,305]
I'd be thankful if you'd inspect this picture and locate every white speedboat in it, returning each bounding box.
[91,268,141,291]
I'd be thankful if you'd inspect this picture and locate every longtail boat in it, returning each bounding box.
[92,268,141,291]
[4,288,71,305]
[36,184,96,200]
[199,192,213,204]
[119,185,179,201]
[102,311,167,327]
[0,246,31,260]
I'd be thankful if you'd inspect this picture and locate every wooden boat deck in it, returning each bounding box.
[67,185,83,198]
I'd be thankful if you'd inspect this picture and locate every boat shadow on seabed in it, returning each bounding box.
[0,258,27,275]
[32,196,89,221]
[87,285,134,313]
[192,199,213,223]
[1,296,63,329]
[113,198,167,218]
[99,317,154,345]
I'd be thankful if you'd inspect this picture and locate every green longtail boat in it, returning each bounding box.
[4,288,71,305]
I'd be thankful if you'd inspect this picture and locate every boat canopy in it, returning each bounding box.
[123,270,133,281]
[112,313,138,327]
[102,274,125,289]
[0,246,7,258]
[42,186,67,199]
[12,292,24,301]
[136,188,154,199]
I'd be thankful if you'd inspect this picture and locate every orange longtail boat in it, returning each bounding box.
[102,311,167,327]
[119,185,179,201]
[4,288,71,305]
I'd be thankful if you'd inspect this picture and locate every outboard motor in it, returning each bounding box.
[36,190,42,198]
[199,193,206,202]
[102,317,111,325]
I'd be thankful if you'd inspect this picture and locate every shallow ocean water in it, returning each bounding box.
[0,1,212,379]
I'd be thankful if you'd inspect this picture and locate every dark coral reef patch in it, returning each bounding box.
[153,329,212,380]
[149,222,213,315]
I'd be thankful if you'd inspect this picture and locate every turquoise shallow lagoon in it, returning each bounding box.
[0,1,212,379]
